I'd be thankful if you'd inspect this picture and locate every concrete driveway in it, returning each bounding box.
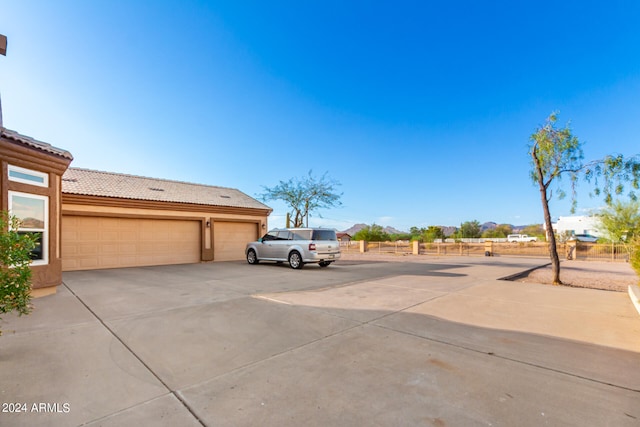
[1,256,638,426]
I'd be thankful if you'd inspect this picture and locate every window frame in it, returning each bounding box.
[8,191,49,266]
[8,164,49,187]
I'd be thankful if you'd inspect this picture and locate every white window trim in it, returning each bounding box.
[8,164,49,187]
[8,191,49,266]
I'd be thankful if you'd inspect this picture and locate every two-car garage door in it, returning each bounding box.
[62,216,201,271]
[62,216,259,271]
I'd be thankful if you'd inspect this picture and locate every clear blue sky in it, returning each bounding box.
[2,1,639,232]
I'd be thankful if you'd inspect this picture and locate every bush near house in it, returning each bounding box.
[0,212,36,335]
[631,237,640,285]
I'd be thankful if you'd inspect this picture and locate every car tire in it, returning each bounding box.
[288,251,304,269]
[319,261,331,267]
[246,249,259,265]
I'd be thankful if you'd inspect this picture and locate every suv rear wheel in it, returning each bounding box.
[288,251,304,269]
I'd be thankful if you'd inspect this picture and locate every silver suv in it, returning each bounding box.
[245,228,341,269]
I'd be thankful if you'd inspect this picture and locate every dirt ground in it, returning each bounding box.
[516,260,638,292]
[340,252,638,292]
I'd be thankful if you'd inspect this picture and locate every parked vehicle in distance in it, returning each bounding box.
[569,234,599,243]
[245,228,341,269]
[507,234,538,243]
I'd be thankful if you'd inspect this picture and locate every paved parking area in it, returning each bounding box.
[1,256,639,426]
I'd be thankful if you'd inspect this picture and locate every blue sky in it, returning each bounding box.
[1,1,639,232]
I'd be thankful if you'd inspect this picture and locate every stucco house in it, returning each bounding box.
[336,232,351,242]
[1,127,271,295]
[1,128,73,296]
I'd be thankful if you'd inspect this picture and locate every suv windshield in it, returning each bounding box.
[312,230,337,241]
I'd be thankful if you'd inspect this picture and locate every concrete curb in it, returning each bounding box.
[628,284,640,316]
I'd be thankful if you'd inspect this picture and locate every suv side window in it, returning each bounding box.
[312,230,337,241]
[276,231,292,240]
[263,231,279,241]
[291,230,312,240]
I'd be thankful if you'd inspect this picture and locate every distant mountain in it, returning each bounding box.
[481,222,532,233]
[342,223,368,236]
[441,226,457,236]
[480,222,497,231]
[342,223,407,235]
[342,222,537,237]
[20,217,45,229]
[384,226,405,235]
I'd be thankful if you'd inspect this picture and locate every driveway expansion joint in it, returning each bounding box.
[63,281,206,427]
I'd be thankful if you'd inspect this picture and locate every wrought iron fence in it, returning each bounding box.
[340,241,360,252]
[575,243,630,261]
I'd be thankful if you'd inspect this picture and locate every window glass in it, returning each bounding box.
[8,165,48,187]
[8,192,48,264]
[263,231,279,241]
[276,231,291,240]
[18,231,43,260]
[312,230,337,241]
[291,230,312,240]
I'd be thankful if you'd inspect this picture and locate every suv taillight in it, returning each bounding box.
[309,243,316,251]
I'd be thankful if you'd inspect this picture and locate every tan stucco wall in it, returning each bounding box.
[1,137,72,291]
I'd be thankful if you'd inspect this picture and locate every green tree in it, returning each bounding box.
[389,232,412,241]
[353,224,390,242]
[497,224,514,237]
[529,112,640,284]
[260,171,342,227]
[459,220,481,239]
[409,226,426,241]
[597,199,640,243]
[522,224,545,239]
[422,226,445,242]
[1,212,36,336]
[481,224,513,238]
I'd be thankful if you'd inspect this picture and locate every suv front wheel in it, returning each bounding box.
[246,249,259,265]
[288,251,304,269]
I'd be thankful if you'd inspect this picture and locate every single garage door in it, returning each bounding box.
[62,216,201,271]
[214,221,259,261]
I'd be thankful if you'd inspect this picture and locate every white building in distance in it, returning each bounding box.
[551,215,602,238]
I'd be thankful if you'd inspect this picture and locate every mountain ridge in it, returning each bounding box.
[341,222,536,236]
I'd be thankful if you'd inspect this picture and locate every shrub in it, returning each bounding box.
[631,236,640,285]
[0,212,36,335]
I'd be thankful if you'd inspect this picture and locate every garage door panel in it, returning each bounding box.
[214,222,258,261]
[101,243,120,254]
[80,231,100,240]
[63,216,201,271]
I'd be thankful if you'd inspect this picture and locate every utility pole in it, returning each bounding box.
[0,34,6,127]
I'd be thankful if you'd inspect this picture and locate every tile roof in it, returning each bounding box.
[62,168,271,211]
[1,127,74,160]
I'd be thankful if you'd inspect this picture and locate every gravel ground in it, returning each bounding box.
[340,252,638,292]
[516,260,638,292]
